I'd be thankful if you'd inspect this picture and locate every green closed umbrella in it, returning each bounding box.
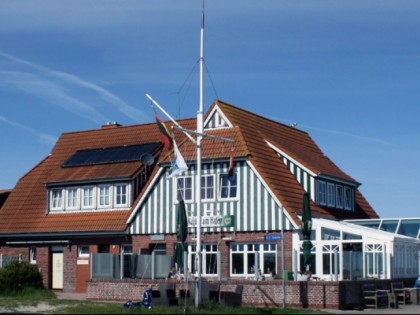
[301,192,313,271]
[173,198,188,272]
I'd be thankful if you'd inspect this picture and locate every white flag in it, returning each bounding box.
[167,139,188,178]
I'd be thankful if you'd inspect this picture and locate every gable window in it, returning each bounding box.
[115,184,128,207]
[51,188,64,210]
[201,175,215,200]
[177,176,193,201]
[219,174,237,199]
[98,185,111,208]
[82,186,95,208]
[66,187,79,209]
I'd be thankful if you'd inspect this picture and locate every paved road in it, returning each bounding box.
[55,292,420,313]
[325,304,420,314]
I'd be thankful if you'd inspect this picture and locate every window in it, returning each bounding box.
[317,180,326,206]
[230,243,276,278]
[66,187,79,209]
[115,184,128,207]
[322,245,340,276]
[177,177,193,201]
[189,244,219,277]
[98,185,111,207]
[82,186,95,208]
[321,227,340,240]
[51,188,64,210]
[78,245,90,257]
[344,187,353,210]
[316,180,354,211]
[336,185,344,209]
[48,182,132,212]
[201,175,215,200]
[219,174,237,199]
[327,183,335,207]
[30,246,37,264]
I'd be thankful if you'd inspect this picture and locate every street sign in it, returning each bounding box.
[265,234,282,241]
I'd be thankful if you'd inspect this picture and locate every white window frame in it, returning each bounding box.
[50,188,64,211]
[78,245,90,258]
[98,184,112,208]
[336,185,344,209]
[201,174,215,201]
[344,187,353,210]
[317,180,327,206]
[82,186,95,209]
[327,183,335,207]
[219,173,238,200]
[176,176,194,202]
[30,246,37,264]
[230,243,277,278]
[115,183,129,207]
[66,187,79,210]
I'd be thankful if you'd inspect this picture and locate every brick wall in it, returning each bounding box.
[86,278,341,309]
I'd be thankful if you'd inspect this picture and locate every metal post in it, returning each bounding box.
[281,209,286,308]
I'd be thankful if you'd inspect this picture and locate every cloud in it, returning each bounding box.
[302,124,393,146]
[0,52,148,123]
[0,115,57,145]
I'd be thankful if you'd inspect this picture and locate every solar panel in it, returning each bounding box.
[62,142,161,167]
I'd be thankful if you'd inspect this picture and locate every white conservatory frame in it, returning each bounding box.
[292,218,420,281]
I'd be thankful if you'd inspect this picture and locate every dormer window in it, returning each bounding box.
[115,184,128,207]
[47,182,131,213]
[316,179,354,211]
[50,188,64,210]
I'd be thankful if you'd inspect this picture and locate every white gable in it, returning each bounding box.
[204,104,232,129]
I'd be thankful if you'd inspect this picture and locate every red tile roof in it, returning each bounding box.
[0,100,378,236]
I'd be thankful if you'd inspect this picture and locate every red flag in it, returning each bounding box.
[155,113,173,150]
[228,150,234,179]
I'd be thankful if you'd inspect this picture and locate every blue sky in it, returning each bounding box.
[0,0,419,219]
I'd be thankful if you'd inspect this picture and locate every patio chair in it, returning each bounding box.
[391,281,410,305]
[361,283,389,309]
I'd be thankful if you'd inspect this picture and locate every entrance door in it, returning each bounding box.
[52,252,64,289]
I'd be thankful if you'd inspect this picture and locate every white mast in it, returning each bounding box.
[195,3,205,307]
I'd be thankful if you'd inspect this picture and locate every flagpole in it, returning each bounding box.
[195,6,205,307]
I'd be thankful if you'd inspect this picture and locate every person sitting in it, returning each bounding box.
[258,269,265,280]
[142,286,153,309]
[167,266,180,280]
[269,270,278,280]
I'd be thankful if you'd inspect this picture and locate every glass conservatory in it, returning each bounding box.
[292,218,420,281]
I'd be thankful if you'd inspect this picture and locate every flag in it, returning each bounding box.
[155,113,173,150]
[228,150,235,179]
[167,139,188,178]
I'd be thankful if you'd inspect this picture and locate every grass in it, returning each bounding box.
[0,288,329,314]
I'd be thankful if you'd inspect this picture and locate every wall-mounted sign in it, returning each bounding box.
[188,215,235,228]
[265,234,282,241]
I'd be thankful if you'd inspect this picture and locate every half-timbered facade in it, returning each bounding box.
[1,99,417,294]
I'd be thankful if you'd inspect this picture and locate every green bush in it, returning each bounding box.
[0,260,44,293]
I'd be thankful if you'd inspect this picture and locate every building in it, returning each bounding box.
[0,99,418,295]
